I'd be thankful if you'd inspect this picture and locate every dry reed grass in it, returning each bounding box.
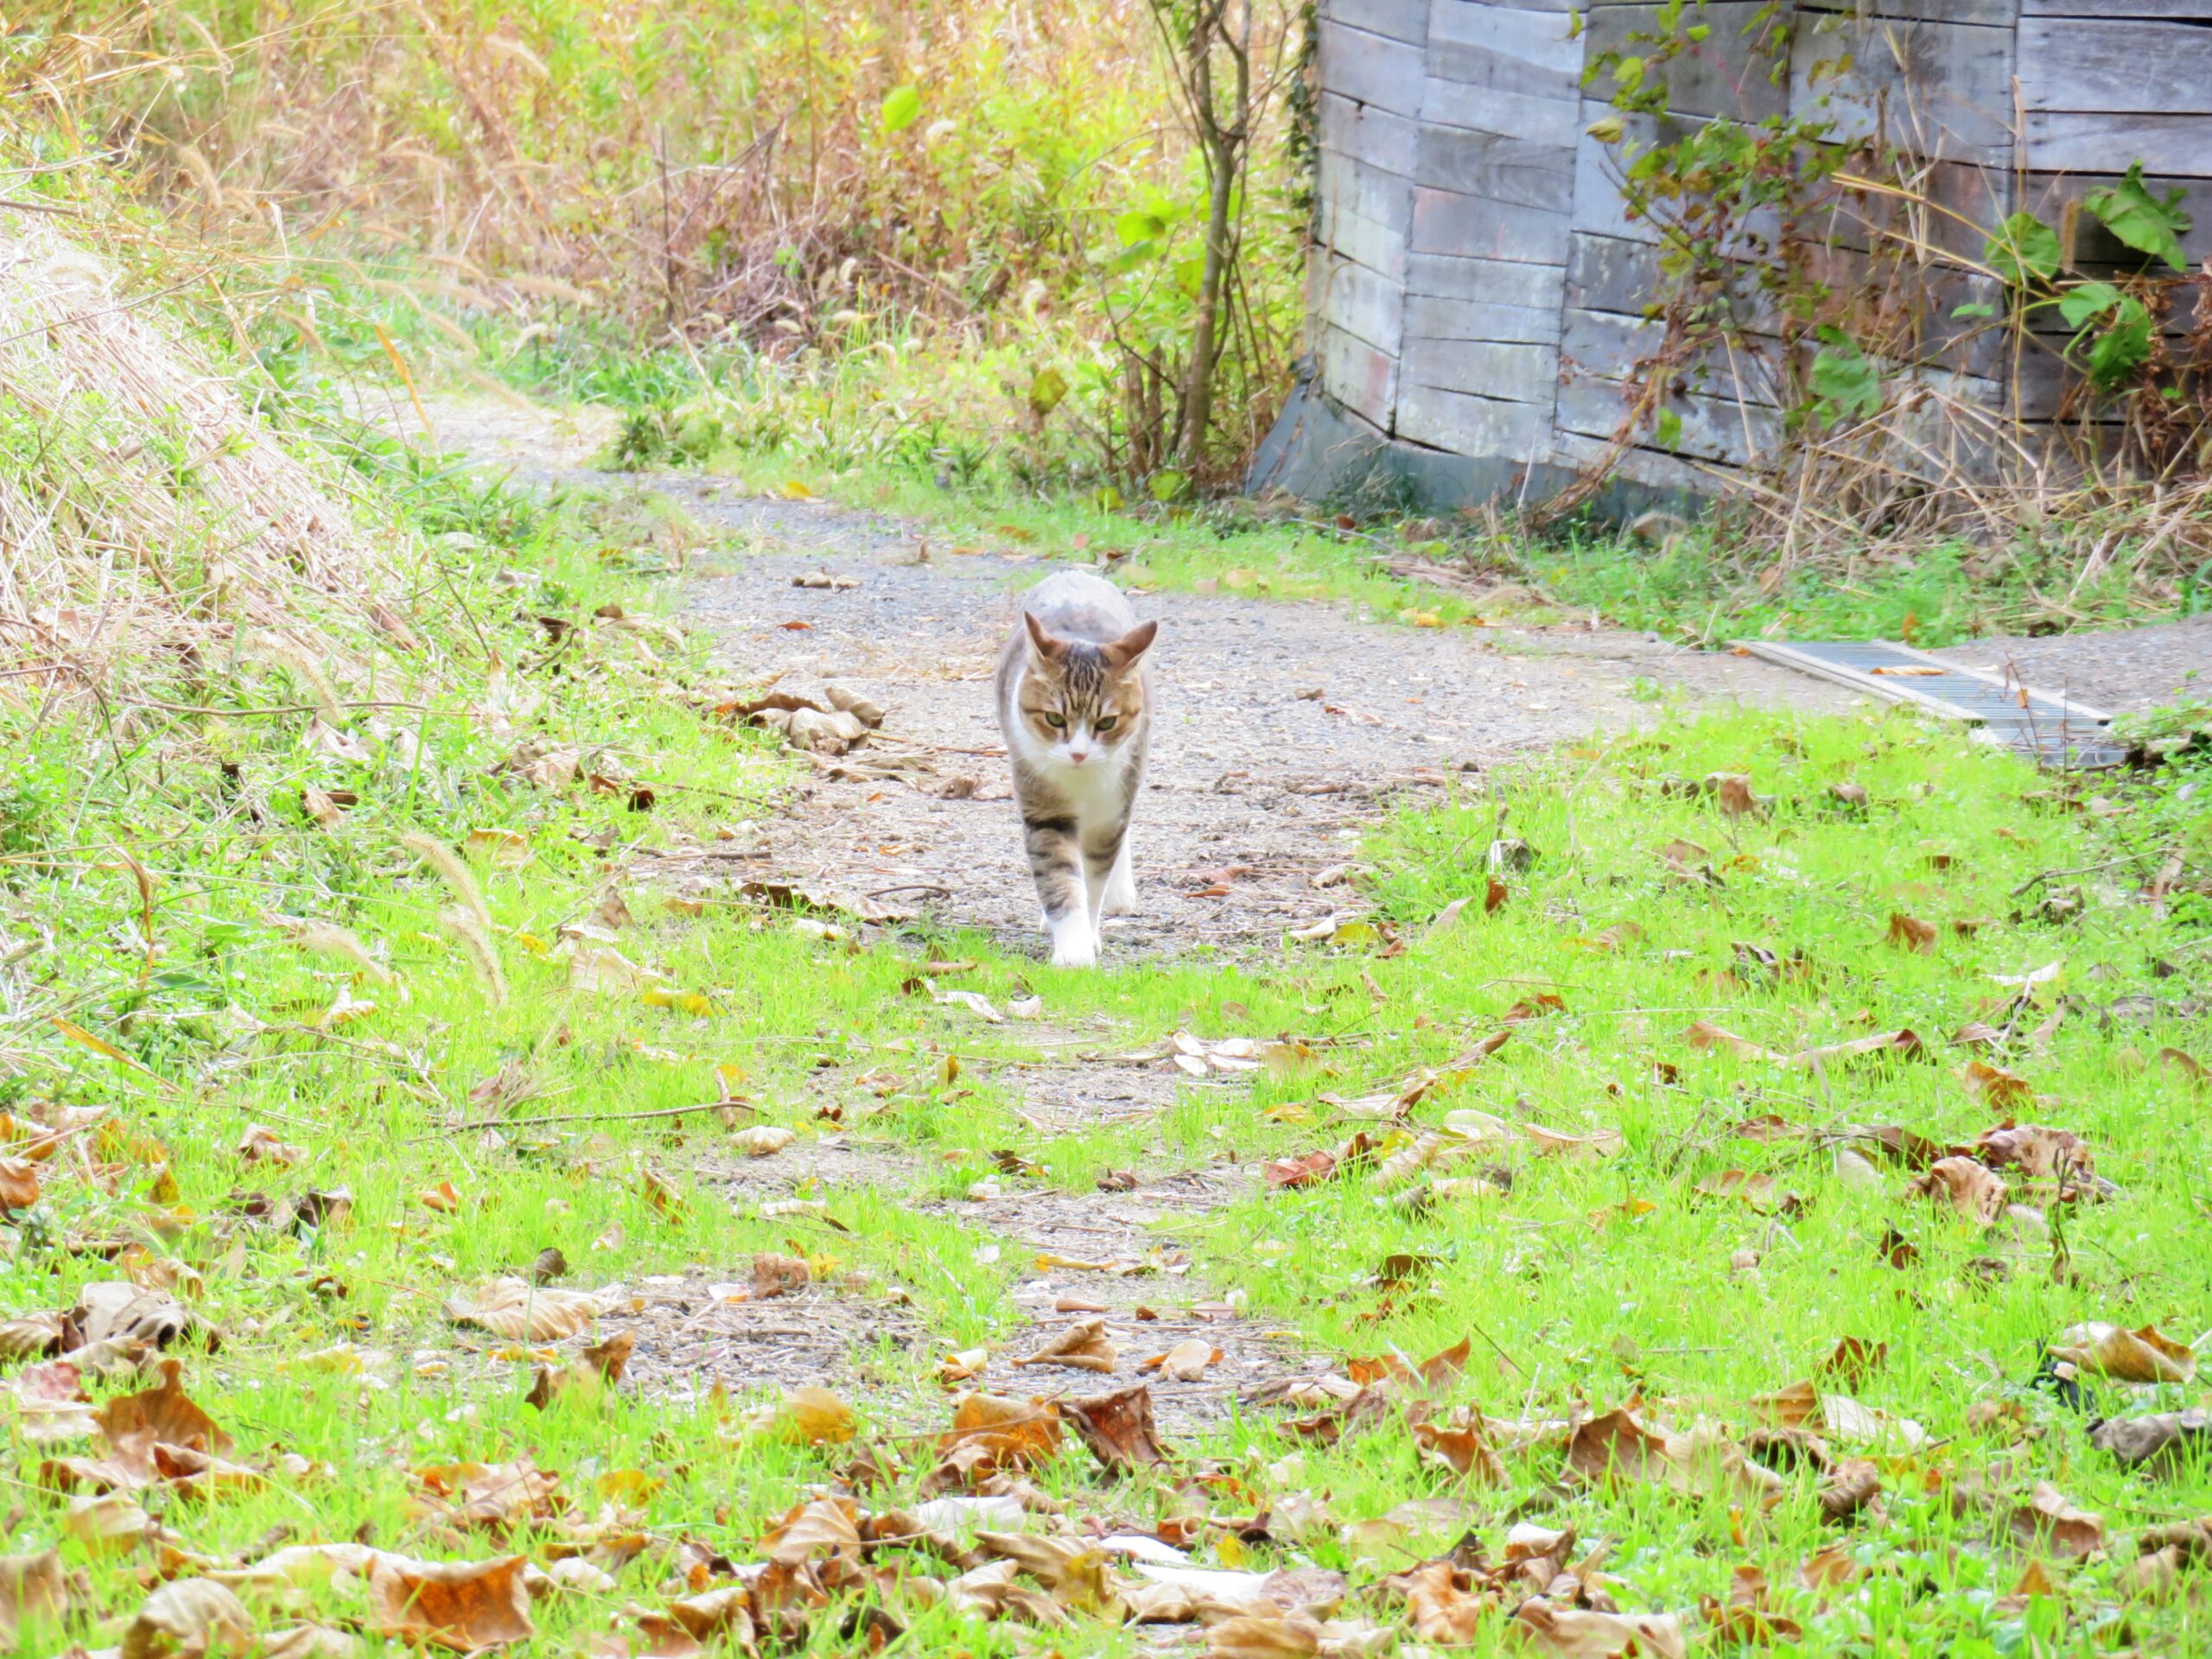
[0,209,410,696]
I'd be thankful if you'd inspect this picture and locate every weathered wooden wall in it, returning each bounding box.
[1261,0,2212,509]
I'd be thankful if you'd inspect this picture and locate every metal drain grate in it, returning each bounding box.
[1736,639,2124,768]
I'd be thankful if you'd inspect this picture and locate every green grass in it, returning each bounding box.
[1543,530,2168,645]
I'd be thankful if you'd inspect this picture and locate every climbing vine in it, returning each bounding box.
[1574,0,2206,494]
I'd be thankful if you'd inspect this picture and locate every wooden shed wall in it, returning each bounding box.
[1294,0,2212,505]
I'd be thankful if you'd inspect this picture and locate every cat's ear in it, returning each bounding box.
[1024,610,1071,664]
[1102,619,1157,672]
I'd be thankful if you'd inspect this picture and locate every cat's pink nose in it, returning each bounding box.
[1067,747,1090,765]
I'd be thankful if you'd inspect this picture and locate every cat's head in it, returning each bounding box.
[1014,613,1156,768]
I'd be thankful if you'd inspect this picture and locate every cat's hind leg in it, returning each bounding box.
[1101,830,1135,918]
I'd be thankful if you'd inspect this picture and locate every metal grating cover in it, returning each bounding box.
[1735,639,2124,769]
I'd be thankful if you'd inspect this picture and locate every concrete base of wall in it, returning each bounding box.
[1248,377,1706,524]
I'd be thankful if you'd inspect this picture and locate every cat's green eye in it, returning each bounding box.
[1094,716,1117,733]
[1045,712,1066,729]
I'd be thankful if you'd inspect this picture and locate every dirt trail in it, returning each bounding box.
[389,395,1880,1424]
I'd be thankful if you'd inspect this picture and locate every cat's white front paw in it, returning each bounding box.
[1101,875,1135,917]
[1048,916,1097,968]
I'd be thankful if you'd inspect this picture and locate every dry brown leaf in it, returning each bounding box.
[0,1550,67,1647]
[261,1624,365,1659]
[2006,1482,2106,1560]
[0,1157,42,1213]
[2089,1409,2209,1471]
[1961,1058,2032,1109]
[766,1386,856,1446]
[1792,1028,1926,1068]
[370,1554,534,1650]
[1818,1338,1888,1390]
[73,1281,216,1352]
[0,1310,67,1363]
[938,1392,1061,1468]
[733,1124,796,1157]
[1400,1560,1486,1644]
[1909,1156,2008,1226]
[1565,1408,1783,1503]
[416,1459,563,1531]
[2052,1322,2196,1384]
[1143,1338,1220,1382]
[1886,912,1937,955]
[749,1254,811,1300]
[442,1277,620,1341]
[1819,1459,1883,1522]
[1970,1122,2092,1184]
[1013,1318,1118,1374]
[1700,1563,1802,1646]
[1408,1402,1504,1484]
[121,1577,252,1659]
[98,1358,233,1456]
[1514,1599,1687,1657]
[2162,1046,2208,1089]
[1686,1020,1782,1064]
[64,1491,152,1554]
[1206,1615,1321,1657]
[760,1495,863,1566]
[1524,1122,1624,1160]
[1711,773,1761,819]
[236,1124,308,1166]
[1062,1383,1170,1475]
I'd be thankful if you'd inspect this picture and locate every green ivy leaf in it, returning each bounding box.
[1984,213,2061,289]
[1654,406,1685,449]
[1950,301,1997,321]
[1147,468,1187,503]
[880,86,923,132]
[1810,327,1883,422]
[2082,162,2191,272]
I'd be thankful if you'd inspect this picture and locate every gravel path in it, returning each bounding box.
[394,391,2203,1424]
[1929,618,2209,715]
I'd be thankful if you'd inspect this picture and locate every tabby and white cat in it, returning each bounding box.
[994,571,1158,967]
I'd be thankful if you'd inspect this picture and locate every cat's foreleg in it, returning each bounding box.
[1026,812,1095,967]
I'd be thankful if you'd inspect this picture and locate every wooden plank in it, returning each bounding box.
[1395,382,1552,458]
[1419,76,1582,146]
[2021,113,2212,179]
[1402,336,1560,404]
[1566,232,1661,316]
[2021,0,2212,18]
[1789,16,2015,167]
[1548,428,1736,494]
[1414,125,1575,213]
[1560,305,1667,380]
[1585,4,1790,124]
[1317,149,1416,233]
[1411,186,1572,264]
[1425,1,1582,102]
[1318,256,1405,353]
[1319,92,1421,181]
[2019,19,2212,115]
[1406,290,1560,344]
[1556,376,1783,466]
[1325,0,1427,48]
[1316,323,1399,432]
[1800,0,2016,23]
[1406,251,1567,310]
[1319,20,1428,118]
[1316,194,1411,284]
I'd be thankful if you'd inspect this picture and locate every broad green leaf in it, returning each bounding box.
[1653,406,1685,449]
[880,86,922,132]
[2082,162,2191,272]
[1983,212,2060,289]
[1810,327,1882,421]
[1027,366,1069,418]
[1114,210,1164,248]
[1147,469,1187,502]
[2057,280,2124,329]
